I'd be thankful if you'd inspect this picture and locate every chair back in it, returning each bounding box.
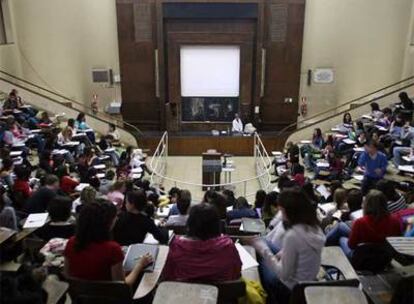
[351,242,394,273]
[66,276,132,304]
[213,279,246,304]
[165,225,187,235]
[289,279,359,304]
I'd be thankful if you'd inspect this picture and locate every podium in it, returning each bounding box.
[202,150,222,191]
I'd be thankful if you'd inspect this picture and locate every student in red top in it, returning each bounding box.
[64,201,152,286]
[326,189,401,258]
[55,162,79,194]
[12,166,32,207]
[163,203,242,282]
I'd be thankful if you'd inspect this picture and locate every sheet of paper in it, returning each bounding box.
[352,175,364,182]
[235,243,259,270]
[156,206,170,218]
[316,184,330,200]
[144,231,173,245]
[75,183,90,192]
[342,138,356,145]
[23,213,48,229]
[398,165,414,173]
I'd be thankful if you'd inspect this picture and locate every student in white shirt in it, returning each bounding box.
[232,113,243,133]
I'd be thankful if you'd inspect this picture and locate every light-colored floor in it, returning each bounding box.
[153,156,263,202]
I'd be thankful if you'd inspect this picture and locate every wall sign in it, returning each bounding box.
[313,68,334,84]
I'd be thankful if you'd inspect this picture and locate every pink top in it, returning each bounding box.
[107,191,125,207]
[163,235,242,282]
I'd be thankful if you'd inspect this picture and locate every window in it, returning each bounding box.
[0,0,13,45]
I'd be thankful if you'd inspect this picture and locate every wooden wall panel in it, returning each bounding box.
[116,0,161,130]
[260,0,306,130]
[140,134,288,156]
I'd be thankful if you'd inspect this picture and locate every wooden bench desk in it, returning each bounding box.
[305,286,368,304]
[133,245,169,299]
[153,282,218,304]
[321,247,358,280]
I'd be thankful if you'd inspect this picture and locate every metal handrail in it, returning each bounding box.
[149,132,273,194]
[277,76,414,137]
[0,69,143,136]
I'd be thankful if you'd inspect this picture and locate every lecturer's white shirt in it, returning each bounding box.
[232,118,243,133]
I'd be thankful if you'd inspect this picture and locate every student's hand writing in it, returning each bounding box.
[136,253,153,269]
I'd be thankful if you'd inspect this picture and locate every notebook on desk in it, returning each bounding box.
[123,243,159,272]
[241,218,265,234]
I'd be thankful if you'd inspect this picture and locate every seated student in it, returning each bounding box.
[12,165,32,202]
[318,188,347,228]
[262,191,279,227]
[253,189,266,209]
[286,141,300,164]
[74,112,95,144]
[340,189,363,222]
[163,204,241,282]
[302,128,325,170]
[64,202,152,286]
[24,175,59,214]
[165,189,191,227]
[0,158,14,189]
[370,102,384,119]
[393,121,414,167]
[249,188,325,304]
[3,117,44,153]
[222,189,236,207]
[0,184,17,230]
[358,141,388,195]
[376,180,408,213]
[35,196,75,241]
[205,191,227,220]
[107,123,120,142]
[55,162,79,195]
[405,217,414,237]
[167,187,182,216]
[342,112,353,129]
[113,189,168,246]
[325,190,401,258]
[106,181,126,210]
[37,111,53,127]
[227,196,258,224]
[99,170,116,195]
[38,150,54,174]
[291,163,305,186]
[72,186,97,213]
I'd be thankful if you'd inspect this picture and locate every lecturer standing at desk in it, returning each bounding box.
[232,114,243,134]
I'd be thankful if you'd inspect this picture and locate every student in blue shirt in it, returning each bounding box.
[358,141,388,195]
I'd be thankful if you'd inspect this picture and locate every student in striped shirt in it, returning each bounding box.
[376,180,408,214]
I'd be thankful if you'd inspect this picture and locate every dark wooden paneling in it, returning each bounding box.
[117,0,306,133]
[116,0,161,131]
[140,133,289,155]
[260,0,306,131]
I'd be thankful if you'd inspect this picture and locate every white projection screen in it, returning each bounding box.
[180,45,240,97]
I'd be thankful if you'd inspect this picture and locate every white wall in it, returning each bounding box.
[300,0,414,119]
[3,0,121,109]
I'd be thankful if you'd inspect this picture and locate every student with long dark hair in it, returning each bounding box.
[250,188,325,304]
[163,204,241,282]
[113,189,168,245]
[64,201,152,286]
